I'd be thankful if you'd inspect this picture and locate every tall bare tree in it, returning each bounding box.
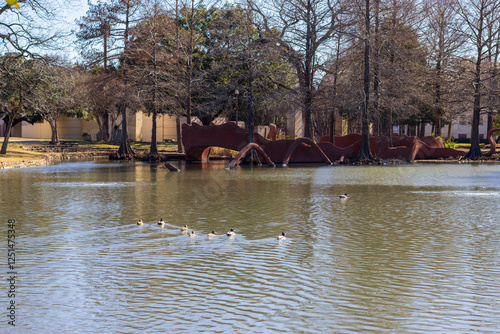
[76,1,121,143]
[116,0,142,159]
[129,0,180,157]
[76,1,121,72]
[250,0,346,139]
[1,1,66,57]
[357,0,375,161]
[457,0,500,159]
[484,3,500,132]
[423,0,466,136]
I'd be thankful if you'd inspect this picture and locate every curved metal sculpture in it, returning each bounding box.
[225,143,276,169]
[164,162,181,171]
[281,137,332,167]
[182,122,466,165]
[484,128,500,156]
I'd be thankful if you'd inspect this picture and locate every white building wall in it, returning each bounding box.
[423,115,489,139]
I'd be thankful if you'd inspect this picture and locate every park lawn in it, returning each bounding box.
[0,137,178,154]
[89,141,178,151]
[0,144,47,163]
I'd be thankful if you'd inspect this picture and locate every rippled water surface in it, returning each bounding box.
[1,161,500,333]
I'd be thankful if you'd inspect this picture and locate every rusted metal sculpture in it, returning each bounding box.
[182,122,466,166]
[484,128,500,156]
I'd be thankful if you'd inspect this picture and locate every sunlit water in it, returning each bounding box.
[1,160,500,333]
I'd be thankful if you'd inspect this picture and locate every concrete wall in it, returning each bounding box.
[139,113,180,143]
[19,116,100,141]
[286,108,303,139]
[21,120,52,138]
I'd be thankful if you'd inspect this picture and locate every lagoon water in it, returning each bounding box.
[1,160,500,333]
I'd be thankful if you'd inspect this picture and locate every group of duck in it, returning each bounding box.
[134,194,347,241]
[136,219,287,241]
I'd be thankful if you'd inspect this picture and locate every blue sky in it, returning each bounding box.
[0,0,90,60]
[59,0,90,62]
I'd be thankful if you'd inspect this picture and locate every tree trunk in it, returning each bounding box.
[419,121,426,138]
[434,54,443,136]
[117,104,134,158]
[303,0,313,139]
[186,1,195,125]
[248,68,255,145]
[356,0,374,162]
[487,113,493,133]
[150,107,158,156]
[464,39,484,159]
[116,1,134,159]
[374,0,381,159]
[103,34,108,75]
[329,110,335,143]
[385,106,393,146]
[243,38,259,165]
[95,112,109,143]
[49,119,59,145]
[107,113,117,143]
[102,29,110,142]
[0,113,14,155]
[329,32,342,143]
[176,114,183,153]
[150,16,158,157]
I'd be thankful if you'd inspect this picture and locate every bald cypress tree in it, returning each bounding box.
[356,0,375,162]
[457,0,500,159]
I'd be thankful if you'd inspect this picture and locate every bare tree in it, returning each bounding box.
[357,0,375,161]
[250,0,346,139]
[84,71,118,142]
[76,1,122,143]
[129,0,180,157]
[456,0,500,159]
[76,1,121,72]
[1,1,66,57]
[116,0,143,159]
[173,0,216,125]
[0,54,30,154]
[28,60,88,145]
[484,3,500,132]
[423,0,466,136]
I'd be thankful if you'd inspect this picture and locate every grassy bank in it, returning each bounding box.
[0,138,180,168]
[0,143,47,162]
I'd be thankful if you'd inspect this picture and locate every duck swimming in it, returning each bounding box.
[158,219,165,227]
[339,193,348,199]
[207,230,217,238]
[277,231,287,241]
[226,228,236,236]
[181,225,189,232]
[188,231,197,237]
[137,219,144,226]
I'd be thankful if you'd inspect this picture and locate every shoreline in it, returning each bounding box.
[0,144,185,169]
[1,143,499,170]
[0,151,113,169]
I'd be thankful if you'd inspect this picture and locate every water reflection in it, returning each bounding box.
[1,161,499,333]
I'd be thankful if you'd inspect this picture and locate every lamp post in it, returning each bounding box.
[235,89,239,124]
